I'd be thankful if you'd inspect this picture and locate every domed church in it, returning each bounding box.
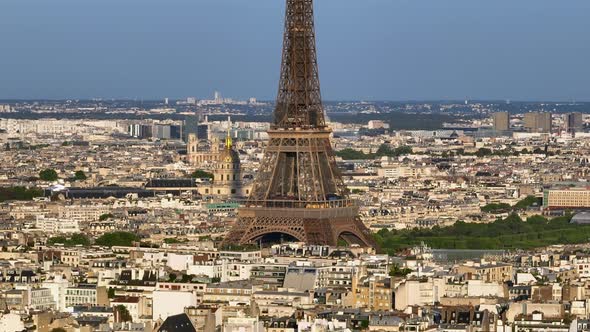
[196,127,245,199]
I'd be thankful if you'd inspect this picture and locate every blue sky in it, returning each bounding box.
[1,0,589,101]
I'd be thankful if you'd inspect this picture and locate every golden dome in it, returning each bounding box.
[219,131,240,164]
[220,147,240,164]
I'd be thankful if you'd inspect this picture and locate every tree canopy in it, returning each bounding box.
[74,170,87,181]
[481,196,542,214]
[95,232,140,247]
[375,213,579,254]
[39,169,58,181]
[191,169,214,179]
[47,234,90,247]
[99,213,114,221]
[336,144,412,160]
[0,187,43,202]
[389,264,412,277]
[115,305,132,322]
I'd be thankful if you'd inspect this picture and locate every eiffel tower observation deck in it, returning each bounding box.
[224,0,375,247]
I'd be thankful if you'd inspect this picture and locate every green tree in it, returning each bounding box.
[514,196,541,210]
[475,148,493,157]
[95,232,139,247]
[108,288,116,298]
[335,148,371,160]
[99,213,114,221]
[164,238,184,244]
[115,305,132,322]
[0,187,43,202]
[376,144,412,157]
[481,203,511,213]
[374,213,580,253]
[527,215,548,224]
[389,264,412,277]
[360,320,370,329]
[39,169,58,181]
[47,233,90,247]
[74,170,87,181]
[191,170,214,179]
[51,329,67,332]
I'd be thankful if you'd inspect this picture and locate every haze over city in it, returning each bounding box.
[1,0,590,101]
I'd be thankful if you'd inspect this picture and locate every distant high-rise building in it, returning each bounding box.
[367,120,390,130]
[186,97,197,105]
[214,91,221,103]
[170,125,183,140]
[0,104,12,112]
[154,124,172,139]
[183,115,199,142]
[523,112,551,133]
[196,124,209,140]
[492,112,510,131]
[565,112,583,134]
[164,98,169,105]
[128,124,154,138]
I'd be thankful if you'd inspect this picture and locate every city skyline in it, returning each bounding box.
[4,0,590,328]
[1,0,589,101]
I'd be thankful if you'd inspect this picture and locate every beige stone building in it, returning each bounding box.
[197,133,247,199]
[352,275,392,311]
[454,262,513,283]
[187,134,222,167]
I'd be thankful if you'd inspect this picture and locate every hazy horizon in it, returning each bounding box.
[1,0,589,101]
[1,98,589,104]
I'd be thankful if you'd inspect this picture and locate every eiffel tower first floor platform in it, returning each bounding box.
[223,199,376,248]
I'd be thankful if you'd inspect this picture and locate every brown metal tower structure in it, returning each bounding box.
[224,0,375,247]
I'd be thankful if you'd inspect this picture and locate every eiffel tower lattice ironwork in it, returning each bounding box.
[224,0,375,247]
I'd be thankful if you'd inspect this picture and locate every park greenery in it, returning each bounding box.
[481,196,542,214]
[374,213,584,254]
[168,273,200,283]
[115,305,132,322]
[337,145,547,161]
[191,169,214,179]
[163,238,188,244]
[441,147,554,158]
[74,170,87,181]
[47,234,91,246]
[464,147,553,157]
[0,186,43,202]
[336,144,412,160]
[389,263,413,277]
[39,168,59,181]
[99,213,114,221]
[95,232,140,247]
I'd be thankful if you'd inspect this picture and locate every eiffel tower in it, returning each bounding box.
[224,0,375,247]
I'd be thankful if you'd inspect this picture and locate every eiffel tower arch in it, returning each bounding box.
[224,0,375,248]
